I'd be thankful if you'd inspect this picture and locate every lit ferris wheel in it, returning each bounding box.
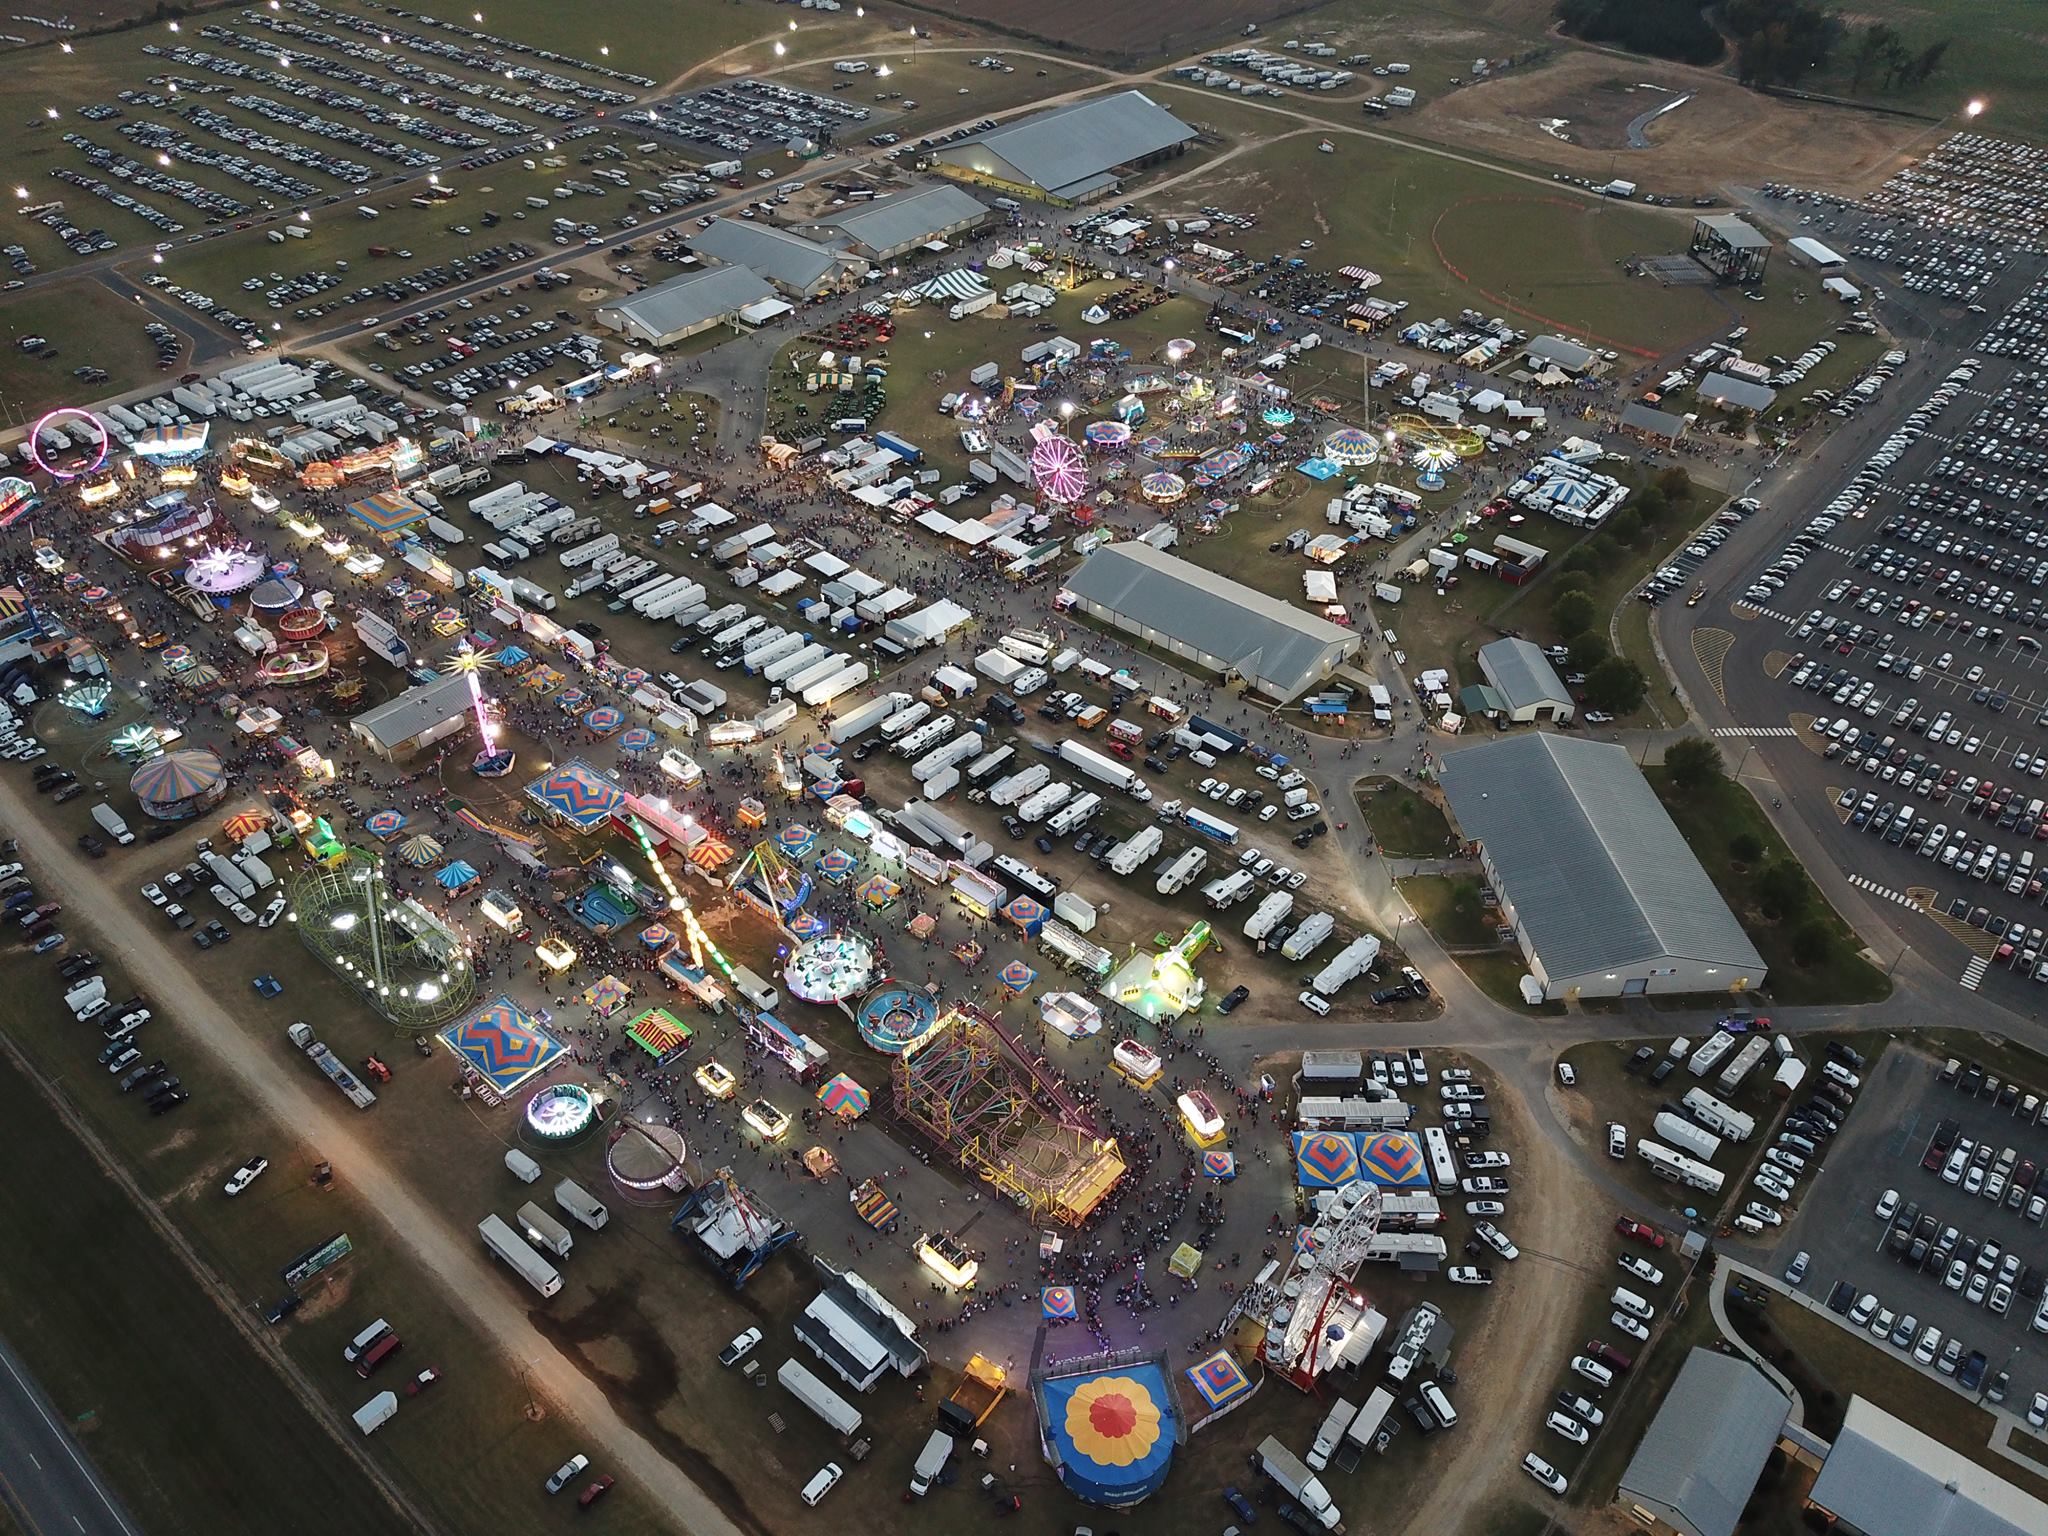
[1031,435,1088,503]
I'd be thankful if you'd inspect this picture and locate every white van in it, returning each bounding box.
[1611,1287,1654,1322]
[801,1464,844,1506]
[344,1318,392,1362]
[1418,1381,1458,1429]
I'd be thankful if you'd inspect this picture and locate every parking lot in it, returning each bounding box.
[1722,235,2048,992]
[1779,1044,2048,1416]
[641,78,873,156]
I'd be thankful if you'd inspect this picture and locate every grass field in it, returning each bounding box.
[1646,766,1892,1006]
[0,279,173,422]
[1805,0,2048,144]
[772,52,1108,151]
[0,1041,416,1536]
[1398,871,1497,945]
[1355,776,1456,856]
[1139,130,1847,363]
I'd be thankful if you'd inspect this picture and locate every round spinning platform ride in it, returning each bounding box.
[783,932,877,1005]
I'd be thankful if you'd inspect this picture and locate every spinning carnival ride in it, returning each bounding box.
[891,1003,1125,1226]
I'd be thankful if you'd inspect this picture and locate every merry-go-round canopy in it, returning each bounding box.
[620,727,657,752]
[129,749,224,814]
[365,808,407,838]
[583,705,624,735]
[580,974,633,1014]
[435,859,480,891]
[396,832,443,866]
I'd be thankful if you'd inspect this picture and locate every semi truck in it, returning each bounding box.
[827,691,909,744]
[1282,912,1336,960]
[90,802,135,845]
[479,1212,564,1297]
[1243,890,1294,941]
[1058,739,1148,799]
[1108,825,1161,875]
[286,1022,380,1109]
[777,1357,862,1438]
[1251,1436,1341,1530]
[1312,933,1382,996]
[202,849,256,900]
[1182,807,1240,845]
[1156,847,1208,895]
[1653,1110,1722,1163]
[1636,1139,1724,1194]
[516,1200,575,1257]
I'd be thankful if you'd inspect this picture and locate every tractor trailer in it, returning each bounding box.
[479,1212,564,1296]
[1058,739,1148,799]
[826,691,908,743]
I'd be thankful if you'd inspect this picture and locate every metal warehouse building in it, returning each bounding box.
[1436,735,1765,1000]
[1476,638,1574,723]
[1061,543,1360,703]
[1805,1397,2048,1536]
[595,265,776,347]
[830,184,991,260]
[689,219,865,298]
[1616,1349,1791,1536]
[349,674,479,760]
[930,90,1194,204]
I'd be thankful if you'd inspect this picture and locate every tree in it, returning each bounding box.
[1754,860,1811,923]
[1793,919,1834,967]
[1730,832,1766,864]
[1550,590,1597,637]
[1631,485,1669,526]
[1585,656,1646,715]
[1654,465,1693,504]
[1551,570,1594,600]
[1664,735,1725,790]
[1850,23,1903,91]
[1911,38,1950,84]
[1567,629,1610,672]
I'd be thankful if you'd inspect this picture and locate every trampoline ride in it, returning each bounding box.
[856,982,939,1054]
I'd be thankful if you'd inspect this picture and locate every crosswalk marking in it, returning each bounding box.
[1847,874,1919,910]
[1731,600,1799,624]
[1712,726,1799,738]
[1961,956,1989,992]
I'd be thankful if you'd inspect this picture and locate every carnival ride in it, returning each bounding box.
[606,1118,694,1201]
[1257,1179,1383,1391]
[286,846,477,1029]
[891,1003,1124,1226]
[670,1166,801,1288]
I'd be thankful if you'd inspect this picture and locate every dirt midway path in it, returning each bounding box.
[0,775,740,1536]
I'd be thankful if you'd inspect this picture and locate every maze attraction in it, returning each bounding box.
[890,1002,1125,1226]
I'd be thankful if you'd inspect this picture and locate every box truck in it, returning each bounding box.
[91,802,135,845]
[516,1200,575,1257]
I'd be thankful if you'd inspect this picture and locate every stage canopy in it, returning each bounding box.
[626,1006,694,1058]
[438,996,566,1093]
[1185,1349,1252,1412]
[1042,1285,1078,1321]
[526,759,627,831]
[1293,1130,1362,1190]
[1293,1130,1430,1189]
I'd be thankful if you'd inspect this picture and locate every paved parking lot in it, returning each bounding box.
[1780,1045,2048,1411]
[1715,242,2048,995]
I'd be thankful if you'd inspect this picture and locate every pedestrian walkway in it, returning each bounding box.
[1707,1258,1806,1427]
[1846,873,1920,910]
[1961,955,1990,991]
[1713,725,1799,738]
[1731,600,1800,625]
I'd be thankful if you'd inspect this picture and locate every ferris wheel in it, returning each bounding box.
[1297,1178,1383,1280]
[1031,434,1088,503]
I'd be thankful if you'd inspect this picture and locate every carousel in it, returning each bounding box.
[1139,471,1188,507]
[1323,425,1382,467]
[184,546,268,604]
[130,749,227,820]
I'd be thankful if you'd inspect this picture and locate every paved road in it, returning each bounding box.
[0,1331,145,1536]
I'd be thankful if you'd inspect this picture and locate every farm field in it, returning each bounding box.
[0,279,179,423]
[1804,0,2048,146]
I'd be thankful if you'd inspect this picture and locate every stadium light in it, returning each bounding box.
[1966,99,1986,118]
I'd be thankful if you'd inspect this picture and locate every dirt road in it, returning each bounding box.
[0,776,737,1536]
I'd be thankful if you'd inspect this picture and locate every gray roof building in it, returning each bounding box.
[595,265,775,347]
[1616,1350,1790,1536]
[793,1264,928,1392]
[1694,213,1772,251]
[1437,735,1765,998]
[1807,1397,2048,1536]
[689,219,860,297]
[931,90,1194,202]
[1476,637,1574,721]
[348,673,478,758]
[832,184,990,259]
[1526,335,1597,373]
[1699,372,1777,413]
[1621,402,1689,441]
[1062,543,1360,702]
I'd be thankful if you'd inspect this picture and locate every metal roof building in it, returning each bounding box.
[1621,401,1690,442]
[1476,637,1574,723]
[1616,1349,1790,1536]
[930,90,1194,204]
[595,265,776,347]
[348,673,479,760]
[1437,735,1765,999]
[1061,543,1361,702]
[1787,235,1846,269]
[1699,371,1777,413]
[1807,1397,2048,1536]
[832,184,990,259]
[689,219,862,298]
[1525,335,1598,373]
